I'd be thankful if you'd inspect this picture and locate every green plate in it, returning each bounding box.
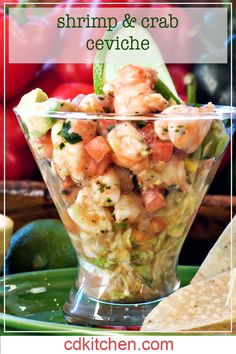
[0,266,198,334]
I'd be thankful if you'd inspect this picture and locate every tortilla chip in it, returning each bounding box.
[141,270,236,332]
[192,216,236,283]
[226,268,236,307]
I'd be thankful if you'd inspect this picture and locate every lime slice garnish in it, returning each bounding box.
[94,23,181,103]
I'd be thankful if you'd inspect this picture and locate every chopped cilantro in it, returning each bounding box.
[107,125,114,132]
[59,142,65,150]
[136,120,148,128]
[175,125,185,135]
[96,181,111,193]
[107,197,112,203]
[59,121,82,144]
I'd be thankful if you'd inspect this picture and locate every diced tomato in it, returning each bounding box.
[85,155,111,177]
[142,187,166,212]
[84,136,111,162]
[150,140,174,162]
[141,123,155,144]
[141,124,173,162]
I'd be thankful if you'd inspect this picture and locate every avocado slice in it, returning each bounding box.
[18,88,48,109]
[17,88,56,139]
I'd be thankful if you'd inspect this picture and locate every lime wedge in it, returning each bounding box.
[94,23,181,103]
[0,214,14,271]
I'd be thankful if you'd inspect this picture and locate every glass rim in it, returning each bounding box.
[13,104,236,121]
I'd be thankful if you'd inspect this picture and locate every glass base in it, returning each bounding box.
[63,281,180,327]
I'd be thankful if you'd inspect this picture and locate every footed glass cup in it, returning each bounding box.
[14,106,235,327]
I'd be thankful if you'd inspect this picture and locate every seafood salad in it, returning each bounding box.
[16,64,228,303]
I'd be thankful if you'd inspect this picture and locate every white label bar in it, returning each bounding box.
[1,335,236,354]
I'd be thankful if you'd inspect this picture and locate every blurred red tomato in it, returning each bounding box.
[55,63,93,84]
[26,64,62,98]
[0,144,22,180]
[5,106,26,148]
[1,4,62,101]
[0,0,19,6]
[0,105,26,148]
[0,13,41,101]
[51,82,93,100]
[0,104,37,180]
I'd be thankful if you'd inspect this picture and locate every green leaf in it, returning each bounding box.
[107,125,115,132]
[60,121,82,144]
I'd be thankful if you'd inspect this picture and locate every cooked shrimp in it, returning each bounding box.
[160,155,190,192]
[168,119,212,154]
[51,120,64,148]
[78,93,114,113]
[52,148,70,179]
[75,186,92,204]
[91,168,121,206]
[51,120,91,181]
[68,201,113,237]
[107,122,149,168]
[153,120,169,141]
[114,193,144,223]
[155,103,214,153]
[51,120,70,179]
[57,99,78,112]
[104,64,168,114]
[66,142,90,183]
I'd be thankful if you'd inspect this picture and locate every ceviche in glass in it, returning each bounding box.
[14,64,234,326]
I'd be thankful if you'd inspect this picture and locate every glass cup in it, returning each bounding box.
[14,106,235,327]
